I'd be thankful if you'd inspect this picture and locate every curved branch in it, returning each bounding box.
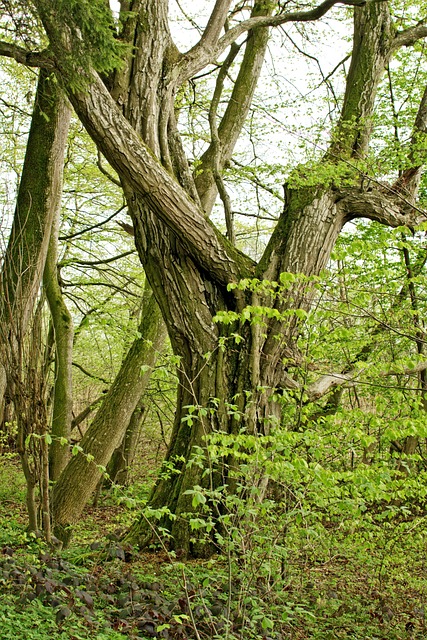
[280,369,357,401]
[68,73,254,284]
[220,0,366,45]
[72,361,110,385]
[338,187,427,228]
[179,0,367,82]
[179,0,233,83]
[302,360,427,403]
[66,249,136,267]
[58,205,126,241]
[97,150,121,187]
[0,40,54,68]
[393,21,427,50]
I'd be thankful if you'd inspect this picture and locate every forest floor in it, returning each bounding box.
[0,457,426,640]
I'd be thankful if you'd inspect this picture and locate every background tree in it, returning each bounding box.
[0,67,70,422]
[0,66,70,533]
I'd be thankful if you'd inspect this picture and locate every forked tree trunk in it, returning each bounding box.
[31,0,427,554]
[125,187,346,555]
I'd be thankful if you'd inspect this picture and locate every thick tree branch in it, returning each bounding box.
[393,21,427,50]
[220,0,366,46]
[412,84,427,142]
[195,0,233,50]
[384,362,427,377]
[0,41,53,68]
[67,73,254,284]
[197,40,241,212]
[32,1,248,284]
[301,360,427,403]
[338,187,427,228]
[328,0,393,159]
[284,359,427,404]
[206,41,238,242]
[179,0,232,83]
[306,372,357,401]
[196,1,273,215]
[280,369,357,401]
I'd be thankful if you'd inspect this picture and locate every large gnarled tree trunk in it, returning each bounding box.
[23,0,427,554]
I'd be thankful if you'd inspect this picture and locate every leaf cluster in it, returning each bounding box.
[46,0,126,88]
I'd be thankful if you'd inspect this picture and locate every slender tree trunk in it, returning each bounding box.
[43,211,74,481]
[0,366,6,428]
[0,68,71,426]
[0,67,70,534]
[52,290,166,543]
[107,400,147,486]
[41,432,51,543]
[13,300,50,534]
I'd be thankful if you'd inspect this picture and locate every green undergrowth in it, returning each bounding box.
[0,593,125,640]
[0,459,426,639]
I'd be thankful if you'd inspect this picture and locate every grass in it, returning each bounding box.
[0,594,126,640]
[0,458,426,639]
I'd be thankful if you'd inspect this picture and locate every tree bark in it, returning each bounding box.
[48,0,275,543]
[43,207,74,481]
[107,400,147,486]
[0,68,71,424]
[52,289,166,543]
[29,0,427,554]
